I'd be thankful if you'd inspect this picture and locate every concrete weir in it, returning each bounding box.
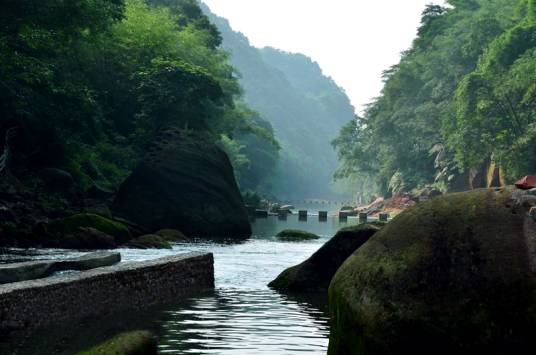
[0,252,214,332]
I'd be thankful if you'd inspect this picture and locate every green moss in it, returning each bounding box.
[125,234,172,249]
[48,213,131,244]
[155,229,188,241]
[328,188,533,354]
[276,229,320,241]
[76,331,157,355]
[268,264,301,289]
[328,286,367,355]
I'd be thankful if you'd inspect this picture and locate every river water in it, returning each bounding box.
[1,214,359,355]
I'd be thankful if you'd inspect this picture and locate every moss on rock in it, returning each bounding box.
[76,330,157,355]
[155,229,188,242]
[328,188,536,355]
[276,229,320,241]
[60,227,117,249]
[125,234,172,249]
[48,213,131,244]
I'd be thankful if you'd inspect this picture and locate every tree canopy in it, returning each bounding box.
[0,0,278,191]
[333,0,536,197]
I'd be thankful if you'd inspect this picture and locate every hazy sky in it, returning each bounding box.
[202,0,443,113]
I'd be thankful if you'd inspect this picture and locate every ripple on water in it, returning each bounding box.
[2,215,356,355]
[157,289,329,354]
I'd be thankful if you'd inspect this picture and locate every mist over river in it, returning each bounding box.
[1,215,360,355]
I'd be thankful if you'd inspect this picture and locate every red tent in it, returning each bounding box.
[515,175,536,189]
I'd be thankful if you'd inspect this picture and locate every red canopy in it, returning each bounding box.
[515,175,536,190]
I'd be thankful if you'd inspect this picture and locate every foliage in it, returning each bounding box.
[333,0,535,196]
[202,4,355,199]
[0,0,278,193]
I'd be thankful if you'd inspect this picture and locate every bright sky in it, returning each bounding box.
[202,0,444,113]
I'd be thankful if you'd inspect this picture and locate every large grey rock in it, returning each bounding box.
[112,129,251,238]
[0,252,121,284]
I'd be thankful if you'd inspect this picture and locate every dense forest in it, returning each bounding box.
[202,4,356,199]
[333,0,536,198]
[0,0,277,197]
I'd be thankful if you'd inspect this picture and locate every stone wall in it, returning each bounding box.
[0,252,214,331]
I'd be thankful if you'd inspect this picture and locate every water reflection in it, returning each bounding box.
[157,289,329,354]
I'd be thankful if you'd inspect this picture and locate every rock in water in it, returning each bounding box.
[76,331,157,355]
[125,234,172,249]
[276,229,320,241]
[269,223,383,292]
[328,188,536,355]
[47,213,131,246]
[112,129,251,238]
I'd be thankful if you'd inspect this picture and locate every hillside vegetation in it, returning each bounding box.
[333,0,536,197]
[202,4,356,199]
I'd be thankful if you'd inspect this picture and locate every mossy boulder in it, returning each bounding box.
[155,229,188,242]
[124,234,172,249]
[112,129,251,238]
[269,223,384,292]
[48,213,131,245]
[60,227,116,249]
[76,331,157,355]
[276,229,320,241]
[328,188,536,355]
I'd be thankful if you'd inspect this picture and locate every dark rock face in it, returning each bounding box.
[112,129,251,238]
[328,188,536,355]
[269,223,383,292]
[39,168,74,191]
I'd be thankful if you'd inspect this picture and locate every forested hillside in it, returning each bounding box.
[0,0,276,193]
[202,4,356,199]
[333,0,536,198]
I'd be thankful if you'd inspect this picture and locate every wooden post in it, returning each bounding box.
[379,213,389,222]
[339,211,348,221]
[359,213,368,223]
[319,211,328,221]
[299,210,308,221]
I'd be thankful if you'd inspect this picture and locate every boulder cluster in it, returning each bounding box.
[270,187,536,355]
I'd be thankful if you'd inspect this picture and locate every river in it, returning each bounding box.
[1,214,359,355]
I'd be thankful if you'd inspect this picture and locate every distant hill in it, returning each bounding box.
[202,3,355,199]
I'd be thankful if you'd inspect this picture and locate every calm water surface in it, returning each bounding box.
[1,215,359,355]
